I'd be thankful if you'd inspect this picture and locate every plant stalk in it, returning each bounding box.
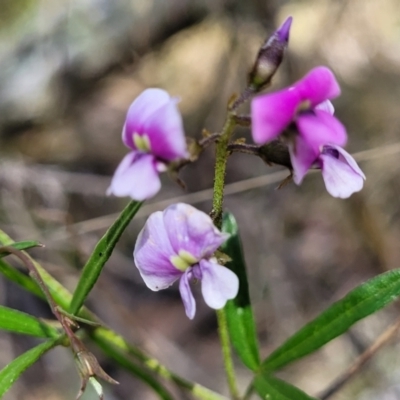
[211,114,240,400]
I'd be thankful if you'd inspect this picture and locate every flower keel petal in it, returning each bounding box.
[200,260,239,310]
[179,271,196,319]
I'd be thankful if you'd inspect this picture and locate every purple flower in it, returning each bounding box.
[251,66,365,197]
[107,89,189,201]
[134,203,239,319]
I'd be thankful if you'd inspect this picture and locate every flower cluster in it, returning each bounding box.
[251,66,365,198]
[106,16,366,319]
[134,203,239,319]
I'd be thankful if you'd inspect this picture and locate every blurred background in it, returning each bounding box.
[1,0,400,399]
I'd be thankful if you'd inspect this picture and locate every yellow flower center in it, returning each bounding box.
[133,133,151,152]
[170,250,198,272]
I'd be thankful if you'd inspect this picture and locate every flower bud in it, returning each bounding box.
[248,16,292,91]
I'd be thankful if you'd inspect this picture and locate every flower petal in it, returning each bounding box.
[251,88,300,144]
[288,135,318,185]
[107,152,162,201]
[200,260,239,309]
[315,100,335,115]
[295,66,341,106]
[319,145,365,198]
[179,271,196,319]
[143,99,188,161]
[163,203,229,260]
[134,211,182,291]
[296,110,347,154]
[122,88,171,148]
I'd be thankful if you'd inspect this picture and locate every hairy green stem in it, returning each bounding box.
[211,114,240,400]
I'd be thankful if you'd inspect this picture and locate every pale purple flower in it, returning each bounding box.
[134,203,239,319]
[318,144,365,198]
[107,89,189,201]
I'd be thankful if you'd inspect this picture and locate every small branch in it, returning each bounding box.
[228,140,293,170]
[228,143,260,157]
[229,87,255,111]
[319,317,400,400]
[232,114,251,127]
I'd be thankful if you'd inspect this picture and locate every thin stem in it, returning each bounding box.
[216,309,240,400]
[229,87,255,112]
[319,317,400,400]
[211,113,240,399]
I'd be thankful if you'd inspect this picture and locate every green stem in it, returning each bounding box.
[211,114,240,399]
[216,309,239,400]
[211,116,235,228]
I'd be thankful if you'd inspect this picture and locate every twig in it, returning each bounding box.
[319,317,400,400]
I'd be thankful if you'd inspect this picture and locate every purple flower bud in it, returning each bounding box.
[248,16,293,91]
[107,89,189,201]
[134,203,239,319]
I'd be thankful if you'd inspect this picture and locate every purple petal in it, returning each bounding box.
[199,260,239,309]
[143,99,188,161]
[179,270,196,319]
[319,145,365,198]
[251,88,301,144]
[288,135,318,185]
[295,66,341,106]
[134,211,182,291]
[163,203,229,260]
[276,16,293,42]
[122,89,171,149]
[107,152,162,201]
[296,110,347,154]
[315,100,335,115]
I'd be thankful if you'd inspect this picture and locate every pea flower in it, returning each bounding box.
[251,66,365,198]
[318,144,366,198]
[134,203,239,319]
[107,89,188,201]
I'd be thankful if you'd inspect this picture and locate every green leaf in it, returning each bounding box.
[0,305,58,338]
[0,259,43,299]
[69,200,142,315]
[0,241,42,257]
[0,338,60,397]
[254,374,318,400]
[221,212,260,371]
[263,269,400,372]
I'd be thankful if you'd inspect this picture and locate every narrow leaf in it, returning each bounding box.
[0,338,60,397]
[0,241,42,257]
[254,374,318,400]
[0,259,43,299]
[0,305,58,338]
[69,200,142,315]
[221,212,260,371]
[263,269,400,372]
